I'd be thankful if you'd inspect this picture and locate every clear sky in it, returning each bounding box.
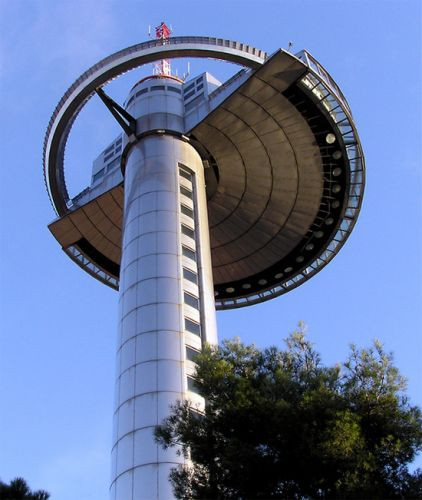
[0,1,421,498]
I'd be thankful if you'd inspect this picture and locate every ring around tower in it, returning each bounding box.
[44,33,365,499]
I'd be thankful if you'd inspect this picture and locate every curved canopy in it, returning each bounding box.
[45,39,364,309]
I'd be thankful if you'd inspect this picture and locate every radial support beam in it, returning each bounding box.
[96,88,137,140]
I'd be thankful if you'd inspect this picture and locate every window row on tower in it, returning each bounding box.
[92,156,122,183]
[125,84,182,107]
[178,164,202,397]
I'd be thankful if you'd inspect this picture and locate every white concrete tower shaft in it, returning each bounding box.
[110,129,217,498]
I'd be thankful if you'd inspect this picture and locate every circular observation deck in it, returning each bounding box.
[44,37,365,310]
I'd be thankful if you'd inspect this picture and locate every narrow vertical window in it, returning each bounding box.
[187,376,200,394]
[185,318,201,337]
[186,346,200,362]
[184,292,199,310]
[183,267,198,285]
[179,168,192,181]
[180,186,193,199]
[181,224,195,239]
[182,245,196,261]
[181,204,194,218]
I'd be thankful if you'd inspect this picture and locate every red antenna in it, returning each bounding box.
[154,21,172,76]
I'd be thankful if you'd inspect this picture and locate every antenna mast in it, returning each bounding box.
[153,21,172,76]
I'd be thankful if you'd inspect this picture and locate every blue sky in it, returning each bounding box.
[0,1,421,498]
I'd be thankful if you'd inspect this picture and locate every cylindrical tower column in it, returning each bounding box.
[110,134,217,499]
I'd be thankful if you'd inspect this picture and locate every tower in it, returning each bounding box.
[44,34,364,499]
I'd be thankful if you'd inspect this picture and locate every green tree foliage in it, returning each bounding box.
[155,325,422,499]
[0,477,49,500]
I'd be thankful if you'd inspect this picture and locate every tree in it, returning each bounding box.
[0,478,49,500]
[155,324,422,499]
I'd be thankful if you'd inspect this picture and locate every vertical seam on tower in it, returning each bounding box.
[132,171,139,500]
[132,333,136,500]
[155,187,159,500]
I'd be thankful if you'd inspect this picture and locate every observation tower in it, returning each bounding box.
[44,24,365,499]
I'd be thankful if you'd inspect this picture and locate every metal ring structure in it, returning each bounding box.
[43,36,267,216]
[44,37,364,310]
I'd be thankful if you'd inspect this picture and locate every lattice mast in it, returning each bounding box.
[154,21,172,76]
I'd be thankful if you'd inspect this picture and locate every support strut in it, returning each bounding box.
[95,88,137,140]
